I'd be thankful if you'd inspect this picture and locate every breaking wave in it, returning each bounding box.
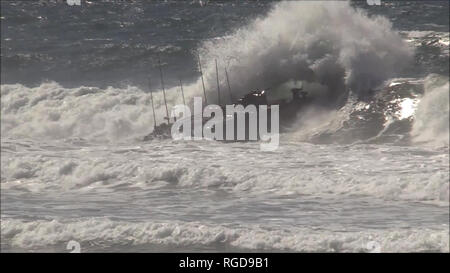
[285,75,449,147]
[1,1,447,147]
[411,74,449,146]
[2,218,448,252]
[1,76,448,147]
[1,82,157,142]
[188,1,412,104]
[1,138,448,203]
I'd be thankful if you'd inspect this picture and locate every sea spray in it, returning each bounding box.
[411,74,449,146]
[187,1,412,105]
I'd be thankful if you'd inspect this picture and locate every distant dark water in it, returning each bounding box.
[1,1,270,88]
[1,1,448,89]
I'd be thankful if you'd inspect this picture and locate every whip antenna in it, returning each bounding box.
[148,76,157,130]
[197,53,208,105]
[215,59,221,106]
[179,78,186,106]
[158,54,170,124]
[225,66,233,103]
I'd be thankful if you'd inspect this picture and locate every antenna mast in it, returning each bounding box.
[225,66,233,103]
[179,78,186,106]
[197,53,208,105]
[158,55,170,124]
[148,76,157,130]
[215,59,221,106]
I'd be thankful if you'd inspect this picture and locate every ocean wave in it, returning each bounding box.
[1,140,448,204]
[0,82,162,142]
[2,2,446,147]
[1,218,448,252]
[185,1,412,105]
[411,74,449,146]
[1,72,448,148]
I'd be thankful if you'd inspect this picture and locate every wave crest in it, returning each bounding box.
[188,1,412,105]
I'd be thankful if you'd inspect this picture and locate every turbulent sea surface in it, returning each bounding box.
[1,1,449,252]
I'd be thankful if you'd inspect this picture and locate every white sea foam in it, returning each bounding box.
[187,1,412,104]
[402,30,449,57]
[1,140,448,204]
[411,74,449,147]
[1,218,448,252]
[0,1,419,143]
[0,82,161,141]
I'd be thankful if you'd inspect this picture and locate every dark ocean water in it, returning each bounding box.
[1,0,270,88]
[1,1,448,89]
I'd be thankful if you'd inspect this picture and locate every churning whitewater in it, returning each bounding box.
[1,1,449,252]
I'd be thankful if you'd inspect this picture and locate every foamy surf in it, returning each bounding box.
[1,138,448,203]
[1,1,448,253]
[1,218,448,252]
